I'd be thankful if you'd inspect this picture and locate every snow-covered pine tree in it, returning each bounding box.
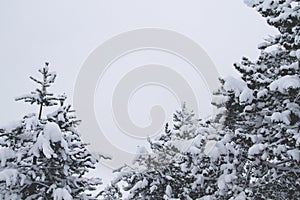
[172,103,198,139]
[96,183,122,200]
[133,104,199,171]
[101,1,300,199]
[212,1,300,198]
[99,105,224,199]
[0,63,101,199]
[15,62,62,120]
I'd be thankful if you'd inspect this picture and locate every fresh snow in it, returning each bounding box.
[224,76,253,103]
[44,122,66,143]
[53,188,72,200]
[205,141,226,161]
[165,185,172,198]
[248,143,265,156]
[2,120,22,132]
[257,89,268,99]
[269,75,300,93]
[271,110,291,124]
[224,76,246,97]
[280,62,299,71]
[29,122,68,159]
[0,169,18,186]
[287,149,300,161]
[0,147,15,167]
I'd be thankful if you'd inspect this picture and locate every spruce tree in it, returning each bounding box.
[212,1,300,198]
[99,106,223,199]
[0,63,101,199]
[100,1,300,199]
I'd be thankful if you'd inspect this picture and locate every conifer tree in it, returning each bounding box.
[0,63,101,199]
[100,1,300,199]
[99,105,223,199]
[212,1,300,198]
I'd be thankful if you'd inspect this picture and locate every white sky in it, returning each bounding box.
[0,0,278,185]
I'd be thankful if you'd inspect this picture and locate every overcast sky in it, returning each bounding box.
[0,0,278,183]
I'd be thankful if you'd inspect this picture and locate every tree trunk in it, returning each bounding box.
[38,102,43,120]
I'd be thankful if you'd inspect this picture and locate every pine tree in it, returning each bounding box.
[172,103,198,139]
[101,1,300,199]
[15,62,63,120]
[211,1,300,198]
[99,105,223,199]
[0,63,101,199]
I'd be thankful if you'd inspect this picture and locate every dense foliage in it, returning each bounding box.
[0,64,101,199]
[100,1,300,199]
